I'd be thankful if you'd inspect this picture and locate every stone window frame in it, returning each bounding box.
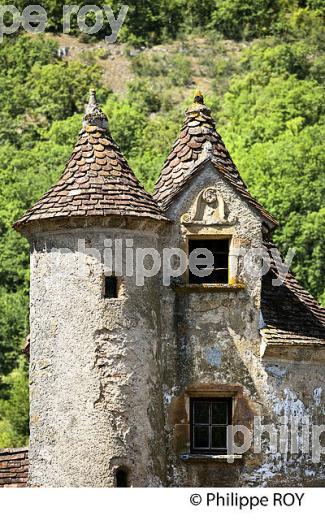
[179,385,245,462]
[181,228,240,287]
[187,237,230,285]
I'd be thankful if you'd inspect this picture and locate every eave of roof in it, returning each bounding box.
[261,327,325,347]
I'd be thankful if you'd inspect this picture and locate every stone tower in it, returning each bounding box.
[14,91,168,487]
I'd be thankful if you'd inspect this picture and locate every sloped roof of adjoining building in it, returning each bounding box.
[261,241,325,346]
[153,92,278,229]
[0,448,29,487]
[14,91,167,231]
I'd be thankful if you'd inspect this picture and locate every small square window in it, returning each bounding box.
[190,398,232,454]
[188,239,229,284]
[104,276,118,299]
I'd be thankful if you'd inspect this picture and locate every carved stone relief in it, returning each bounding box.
[181,187,229,225]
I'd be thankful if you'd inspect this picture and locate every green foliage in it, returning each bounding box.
[103,94,147,156]
[127,79,162,113]
[239,38,316,79]
[211,0,281,40]
[27,60,103,122]
[281,209,325,305]
[131,52,171,77]
[275,6,325,44]
[168,55,192,86]
[129,111,181,190]
[0,0,323,44]
[117,0,173,45]
[222,75,324,146]
[0,38,105,148]
[0,35,58,145]
[0,290,28,376]
[42,114,83,147]
[131,51,193,93]
[0,359,29,447]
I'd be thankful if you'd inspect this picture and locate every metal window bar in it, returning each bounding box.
[191,398,231,454]
[188,239,230,284]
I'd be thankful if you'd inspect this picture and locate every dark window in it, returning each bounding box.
[116,468,128,487]
[190,398,232,454]
[104,276,118,298]
[188,239,229,284]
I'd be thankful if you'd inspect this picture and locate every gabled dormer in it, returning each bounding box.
[154,92,277,293]
[154,92,277,228]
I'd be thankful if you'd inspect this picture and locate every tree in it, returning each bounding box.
[211,0,281,40]
[0,359,29,447]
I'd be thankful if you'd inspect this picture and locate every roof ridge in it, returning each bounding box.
[14,90,167,230]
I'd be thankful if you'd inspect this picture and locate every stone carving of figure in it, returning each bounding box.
[181,187,225,224]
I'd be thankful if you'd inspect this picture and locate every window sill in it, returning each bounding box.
[180,453,243,462]
[173,283,246,293]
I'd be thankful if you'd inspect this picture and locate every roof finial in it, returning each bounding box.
[194,90,204,104]
[83,88,108,131]
[88,88,97,106]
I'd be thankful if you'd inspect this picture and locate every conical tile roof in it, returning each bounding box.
[153,92,277,228]
[14,90,166,230]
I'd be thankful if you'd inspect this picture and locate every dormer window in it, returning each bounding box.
[188,238,229,284]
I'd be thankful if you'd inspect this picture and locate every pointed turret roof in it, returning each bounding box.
[14,90,166,230]
[153,92,277,229]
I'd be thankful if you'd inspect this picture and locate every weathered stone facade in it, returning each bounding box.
[14,91,325,487]
[28,221,166,487]
[159,164,325,486]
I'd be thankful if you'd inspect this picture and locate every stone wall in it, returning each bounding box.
[159,164,325,486]
[28,219,166,487]
[159,165,264,486]
[256,351,325,486]
[0,448,29,487]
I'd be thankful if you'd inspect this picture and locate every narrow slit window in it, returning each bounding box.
[116,468,128,487]
[104,276,118,299]
[188,239,229,284]
[190,397,232,454]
